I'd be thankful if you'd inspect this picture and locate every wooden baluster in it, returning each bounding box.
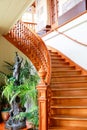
[37,67,48,130]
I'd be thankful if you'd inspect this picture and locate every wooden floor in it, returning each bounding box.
[0,122,27,130]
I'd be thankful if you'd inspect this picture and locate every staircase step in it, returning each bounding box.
[51,107,87,118]
[51,106,87,109]
[51,61,70,67]
[51,97,87,106]
[51,59,69,64]
[50,56,65,60]
[50,52,61,57]
[50,115,87,127]
[51,75,87,82]
[51,60,70,65]
[49,126,87,130]
[51,56,65,60]
[52,66,76,71]
[52,70,81,76]
[51,81,87,88]
[52,96,87,99]
[51,115,87,120]
[52,88,87,97]
[51,64,75,68]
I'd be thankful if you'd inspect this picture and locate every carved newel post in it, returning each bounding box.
[37,67,48,130]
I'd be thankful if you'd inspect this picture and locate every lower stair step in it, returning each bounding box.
[51,75,87,82]
[50,116,87,127]
[52,88,87,97]
[52,70,81,76]
[51,81,87,88]
[51,108,87,118]
[48,126,87,130]
[51,97,87,106]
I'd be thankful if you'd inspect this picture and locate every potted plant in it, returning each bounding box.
[25,106,38,130]
[0,72,10,122]
[2,77,39,129]
[16,106,38,130]
[1,97,10,122]
[2,57,39,129]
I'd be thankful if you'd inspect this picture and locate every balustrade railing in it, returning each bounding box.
[23,21,37,32]
[3,20,51,84]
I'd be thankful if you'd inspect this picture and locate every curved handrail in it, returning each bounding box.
[3,20,51,85]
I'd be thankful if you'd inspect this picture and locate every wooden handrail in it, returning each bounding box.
[23,21,37,32]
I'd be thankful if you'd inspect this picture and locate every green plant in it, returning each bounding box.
[2,58,39,128]
[0,72,10,112]
[15,105,38,128]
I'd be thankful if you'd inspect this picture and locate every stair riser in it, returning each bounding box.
[49,126,87,130]
[51,57,65,60]
[51,98,87,106]
[51,108,87,117]
[50,119,87,127]
[51,62,68,66]
[51,77,87,82]
[52,71,81,76]
[52,68,76,71]
[52,90,87,97]
[51,59,65,62]
[51,65,73,68]
[51,60,69,64]
[51,82,87,88]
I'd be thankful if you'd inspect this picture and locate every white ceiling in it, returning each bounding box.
[0,0,34,35]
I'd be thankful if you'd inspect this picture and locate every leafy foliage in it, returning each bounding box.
[2,58,40,127]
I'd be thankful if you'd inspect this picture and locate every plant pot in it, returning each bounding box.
[1,111,9,122]
[26,120,34,129]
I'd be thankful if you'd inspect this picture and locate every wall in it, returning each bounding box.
[43,31,87,70]
[0,36,28,75]
[42,12,87,70]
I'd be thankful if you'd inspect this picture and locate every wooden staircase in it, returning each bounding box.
[3,20,87,130]
[48,50,87,130]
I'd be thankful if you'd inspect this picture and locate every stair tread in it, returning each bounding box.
[51,75,87,78]
[52,67,75,69]
[51,80,87,84]
[51,80,87,85]
[49,126,87,130]
[52,69,81,72]
[51,106,87,108]
[52,65,74,67]
[52,96,87,99]
[51,115,87,120]
[51,87,87,91]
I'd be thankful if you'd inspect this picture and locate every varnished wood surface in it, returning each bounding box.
[49,50,87,129]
